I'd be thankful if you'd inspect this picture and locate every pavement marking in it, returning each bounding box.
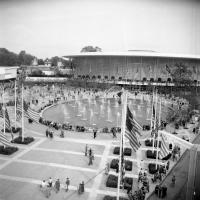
[0,138,46,171]
[16,159,98,173]
[34,147,103,158]
[88,141,112,200]
[0,174,127,197]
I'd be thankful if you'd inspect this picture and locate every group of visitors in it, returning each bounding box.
[40,177,70,198]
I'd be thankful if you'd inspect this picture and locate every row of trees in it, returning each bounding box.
[0,48,35,66]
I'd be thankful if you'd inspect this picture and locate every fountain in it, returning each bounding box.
[81,106,87,120]
[100,104,104,116]
[114,99,119,108]
[116,112,121,127]
[106,106,112,122]
[90,109,96,126]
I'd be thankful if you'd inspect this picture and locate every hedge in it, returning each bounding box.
[113,147,132,156]
[110,159,132,171]
[1,127,21,134]
[146,150,158,159]
[103,195,128,200]
[11,137,34,145]
[148,163,165,174]
[0,146,18,155]
[145,139,161,147]
[106,175,133,190]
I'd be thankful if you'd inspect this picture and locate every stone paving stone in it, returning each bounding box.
[19,149,101,169]
[0,162,95,188]
[37,139,105,155]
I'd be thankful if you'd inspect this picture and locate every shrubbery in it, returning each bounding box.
[110,159,132,171]
[113,147,132,156]
[1,127,21,133]
[145,139,161,147]
[146,150,158,159]
[0,146,18,155]
[103,195,128,200]
[11,136,34,145]
[106,175,133,190]
[148,163,165,174]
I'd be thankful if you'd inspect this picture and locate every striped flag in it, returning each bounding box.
[159,134,169,159]
[0,130,13,147]
[0,104,3,118]
[27,107,40,123]
[16,101,40,123]
[125,106,142,152]
[4,108,11,130]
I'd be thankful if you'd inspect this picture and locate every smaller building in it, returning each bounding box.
[44,59,52,67]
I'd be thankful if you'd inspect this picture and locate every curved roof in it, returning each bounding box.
[63,51,200,60]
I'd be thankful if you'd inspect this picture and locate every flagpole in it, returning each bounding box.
[3,84,5,136]
[150,89,154,130]
[117,89,127,200]
[156,99,162,169]
[14,80,17,129]
[152,89,158,151]
[21,83,24,142]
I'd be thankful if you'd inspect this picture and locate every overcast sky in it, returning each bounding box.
[0,0,200,58]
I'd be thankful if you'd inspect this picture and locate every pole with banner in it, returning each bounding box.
[14,80,17,129]
[156,99,162,169]
[21,83,24,142]
[117,89,127,200]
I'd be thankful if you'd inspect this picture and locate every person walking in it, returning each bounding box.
[55,179,60,193]
[88,154,93,165]
[85,144,88,156]
[93,129,97,139]
[48,177,53,188]
[65,177,70,192]
[89,148,92,157]
[172,174,176,186]
[105,162,110,175]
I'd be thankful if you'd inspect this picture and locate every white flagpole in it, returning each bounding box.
[14,80,17,129]
[117,89,127,200]
[21,83,24,142]
[156,99,162,169]
[150,89,154,130]
[152,89,158,151]
[2,84,6,148]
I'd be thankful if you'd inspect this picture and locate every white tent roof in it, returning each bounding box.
[63,51,200,60]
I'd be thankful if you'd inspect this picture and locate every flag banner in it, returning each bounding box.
[165,65,171,74]
[17,101,40,123]
[125,106,142,152]
[159,134,169,159]
[0,130,13,147]
[4,108,11,130]
[0,104,3,119]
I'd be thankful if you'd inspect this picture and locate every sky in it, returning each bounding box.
[0,0,200,59]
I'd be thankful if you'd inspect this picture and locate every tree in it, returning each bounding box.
[170,63,192,86]
[0,48,18,66]
[18,50,34,66]
[51,56,60,66]
[81,46,102,52]
[38,59,44,65]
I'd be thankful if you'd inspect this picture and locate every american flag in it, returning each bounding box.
[4,108,11,130]
[159,134,169,159]
[16,101,40,123]
[0,130,13,147]
[125,106,142,152]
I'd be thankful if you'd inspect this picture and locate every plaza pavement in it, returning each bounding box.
[0,100,198,200]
